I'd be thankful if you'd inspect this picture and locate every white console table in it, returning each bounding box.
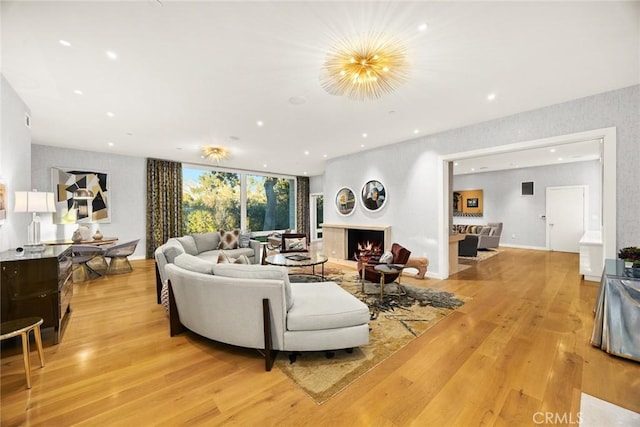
[579,230,603,282]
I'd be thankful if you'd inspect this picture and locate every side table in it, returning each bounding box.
[373,264,406,299]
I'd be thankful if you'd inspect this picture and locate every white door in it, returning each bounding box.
[546,186,586,253]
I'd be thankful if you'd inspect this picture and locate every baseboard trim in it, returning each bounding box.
[499,244,548,251]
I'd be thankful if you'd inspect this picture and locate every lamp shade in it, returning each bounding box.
[14,191,57,213]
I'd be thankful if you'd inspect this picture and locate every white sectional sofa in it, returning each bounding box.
[154,231,261,303]
[165,254,370,370]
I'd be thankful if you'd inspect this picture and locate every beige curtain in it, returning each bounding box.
[296,176,310,236]
[146,158,183,258]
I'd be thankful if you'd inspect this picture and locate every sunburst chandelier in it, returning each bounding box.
[320,32,409,101]
[201,146,230,163]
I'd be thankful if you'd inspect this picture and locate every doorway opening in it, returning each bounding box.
[310,193,323,242]
[438,127,616,279]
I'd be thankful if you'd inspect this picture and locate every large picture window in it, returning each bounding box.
[246,174,295,232]
[183,168,241,233]
[183,167,295,234]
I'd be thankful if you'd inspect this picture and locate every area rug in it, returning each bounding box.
[276,266,468,404]
[459,248,500,262]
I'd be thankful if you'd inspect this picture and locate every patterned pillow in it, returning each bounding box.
[217,252,250,264]
[283,237,307,252]
[218,229,240,250]
[160,282,169,315]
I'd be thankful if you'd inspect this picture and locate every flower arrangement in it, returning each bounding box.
[618,246,640,267]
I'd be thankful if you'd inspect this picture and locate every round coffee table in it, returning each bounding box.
[264,253,328,281]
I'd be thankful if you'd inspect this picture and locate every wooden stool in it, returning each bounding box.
[0,317,45,389]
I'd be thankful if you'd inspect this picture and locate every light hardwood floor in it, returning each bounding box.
[1,248,639,426]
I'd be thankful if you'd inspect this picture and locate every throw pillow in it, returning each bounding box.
[480,226,492,235]
[284,236,307,252]
[489,227,497,236]
[379,251,393,264]
[217,252,250,265]
[218,229,240,250]
[160,282,169,315]
[239,229,252,248]
[174,253,214,275]
[192,232,219,253]
[176,236,198,255]
[163,245,184,264]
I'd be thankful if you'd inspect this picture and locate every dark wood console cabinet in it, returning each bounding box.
[1,246,73,344]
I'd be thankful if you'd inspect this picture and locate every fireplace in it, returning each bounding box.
[347,229,384,261]
[321,224,391,260]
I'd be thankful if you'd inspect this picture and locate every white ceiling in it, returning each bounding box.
[453,139,602,175]
[2,1,638,176]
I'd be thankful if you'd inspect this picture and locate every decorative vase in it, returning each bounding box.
[93,229,103,241]
[71,229,83,243]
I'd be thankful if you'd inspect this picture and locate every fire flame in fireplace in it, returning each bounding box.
[354,240,383,261]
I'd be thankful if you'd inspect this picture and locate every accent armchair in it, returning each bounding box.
[71,244,107,281]
[360,243,411,285]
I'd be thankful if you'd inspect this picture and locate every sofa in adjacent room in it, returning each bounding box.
[165,254,370,370]
[154,230,261,303]
[454,222,503,250]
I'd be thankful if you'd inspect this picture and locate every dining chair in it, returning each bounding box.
[104,239,140,274]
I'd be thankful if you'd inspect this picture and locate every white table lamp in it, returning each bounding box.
[14,190,56,251]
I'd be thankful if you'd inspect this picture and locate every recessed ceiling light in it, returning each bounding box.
[471,168,475,171]
[304,150,309,155]
[558,157,563,161]
[107,142,114,147]
[263,164,268,168]
[418,23,428,32]
[229,136,240,141]
[73,89,83,95]
[176,147,183,150]
[106,112,115,118]
[487,93,496,101]
[360,144,365,148]
[289,96,306,105]
[388,110,396,114]
[303,172,308,175]
[257,120,264,127]
[454,162,459,166]
[550,148,556,153]
[362,133,367,138]
[413,129,419,134]
[323,154,328,158]
[105,50,118,60]
[59,39,71,47]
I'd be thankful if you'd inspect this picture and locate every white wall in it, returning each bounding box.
[453,160,601,249]
[0,75,32,252]
[324,85,639,276]
[309,174,324,194]
[31,145,146,259]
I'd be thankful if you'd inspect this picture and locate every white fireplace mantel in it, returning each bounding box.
[322,223,391,260]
